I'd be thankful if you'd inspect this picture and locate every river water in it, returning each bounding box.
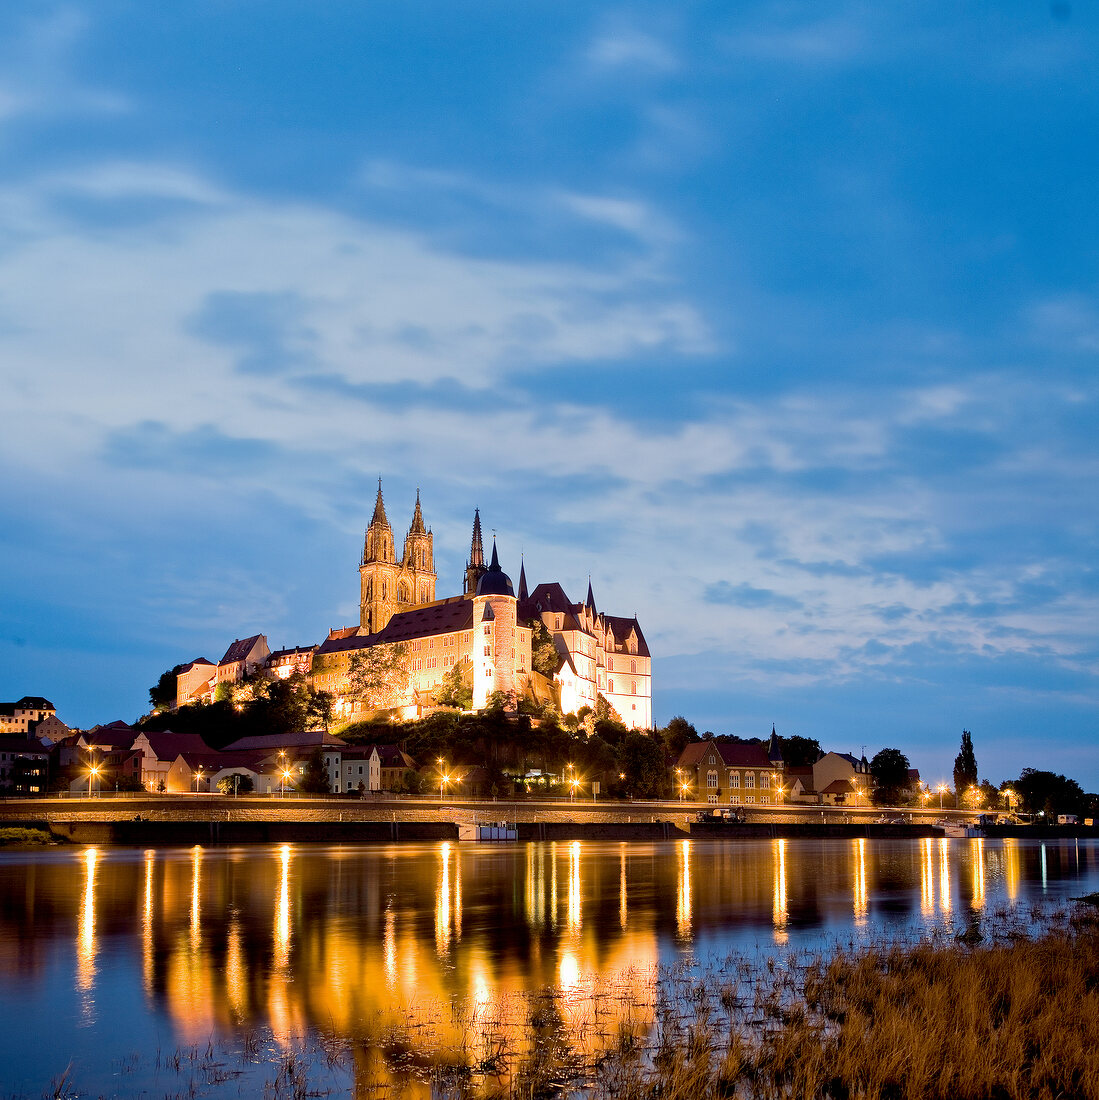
[0,837,1096,1097]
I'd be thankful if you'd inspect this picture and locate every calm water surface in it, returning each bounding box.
[0,837,1095,1096]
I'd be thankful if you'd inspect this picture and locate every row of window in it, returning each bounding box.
[705,770,771,789]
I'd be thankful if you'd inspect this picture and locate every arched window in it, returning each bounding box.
[746,773,756,789]
[706,770,718,789]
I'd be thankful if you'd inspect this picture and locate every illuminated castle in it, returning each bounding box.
[313,482,651,727]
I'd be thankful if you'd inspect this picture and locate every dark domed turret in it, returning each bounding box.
[476,539,514,597]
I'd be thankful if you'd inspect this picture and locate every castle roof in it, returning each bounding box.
[476,540,514,597]
[519,582,582,630]
[316,596,477,655]
[408,489,427,535]
[603,615,650,658]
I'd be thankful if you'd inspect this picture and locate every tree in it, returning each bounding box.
[432,658,473,710]
[1012,769,1085,817]
[298,749,331,794]
[953,730,978,797]
[658,716,699,759]
[616,731,669,799]
[217,772,254,795]
[869,748,911,806]
[347,643,411,711]
[307,690,334,733]
[148,665,183,710]
[778,735,821,768]
[528,619,560,677]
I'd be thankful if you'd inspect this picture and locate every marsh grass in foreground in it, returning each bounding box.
[22,903,1099,1100]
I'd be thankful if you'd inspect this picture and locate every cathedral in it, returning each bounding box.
[311,483,652,727]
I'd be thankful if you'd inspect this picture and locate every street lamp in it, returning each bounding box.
[438,758,448,801]
[281,767,293,795]
[570,776,580,802]
[1003,788,1015,815]
[937,783,947,811]
[88,763,101,798]
[193,767,204,793]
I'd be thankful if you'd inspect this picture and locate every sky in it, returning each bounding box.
[0,1,1096,790]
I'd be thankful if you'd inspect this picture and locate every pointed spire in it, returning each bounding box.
[370,478,389,528]
[517,557,529,601]
[469,508,484,567]
[489,536,500,571]
[408,488,426,534]
[585,576,597,613]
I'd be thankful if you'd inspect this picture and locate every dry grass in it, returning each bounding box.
[590,904,1099,1100]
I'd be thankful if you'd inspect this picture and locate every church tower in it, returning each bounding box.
[400,489,436,606]
[464,508,487,595]
[360,480,398,634]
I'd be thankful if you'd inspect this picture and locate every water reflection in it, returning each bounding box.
[0,838,1093,1096]
[772,839,787,942]
[77,847,97,1005]
[676,839,692,939]
[852,839,867,927]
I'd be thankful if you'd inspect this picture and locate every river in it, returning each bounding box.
[0,837,1095,1096]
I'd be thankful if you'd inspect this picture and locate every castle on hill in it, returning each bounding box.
[176,483,652,728]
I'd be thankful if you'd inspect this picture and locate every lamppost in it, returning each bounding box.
[438,758,448,801]
[570,775,580,802]
[937,783,947,811]
[675,767,684,801]
[278,750,287,796]
[193,767,204,794]
[1003,788,1015,815]
[88,762,101,798]
[281,767,293,796]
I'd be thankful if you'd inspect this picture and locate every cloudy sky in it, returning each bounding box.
[1,1,1096,789]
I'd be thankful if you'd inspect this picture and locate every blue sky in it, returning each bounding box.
[1,1,1096,790]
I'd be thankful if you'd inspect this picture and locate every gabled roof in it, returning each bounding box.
[821,778,859,795]
[179,659,214,672]
[135,730,214,760]
[604,615,650,658]
[677,738,774,770]
[221,730,348,752]
[519,582,582,631]
[220,635,266,665]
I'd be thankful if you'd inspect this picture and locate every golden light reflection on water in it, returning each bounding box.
[772,839,787,943]
[920,838,934,915]
[972,839,986,908]
[77,848,97,1000]
[190,845,202,956]
[1005,839,1020,901]
[939,838,952,912]
[37,838,1090,1096]
[619,847,628,931]
[567,841,582,936]
[853,839,868,927]
[142,850,154,994]
[676,839,692,939]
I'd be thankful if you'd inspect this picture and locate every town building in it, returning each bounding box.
[0,697,58,737]
[676,732,784,805]
[0,736,50,794]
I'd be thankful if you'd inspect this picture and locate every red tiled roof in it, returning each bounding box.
[677,739,773,769]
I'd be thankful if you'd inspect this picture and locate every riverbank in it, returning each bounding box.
[0,794,1094,846]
